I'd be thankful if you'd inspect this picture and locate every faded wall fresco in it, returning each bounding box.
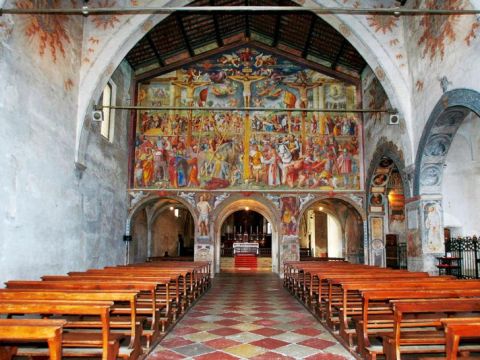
[134,46,363,192]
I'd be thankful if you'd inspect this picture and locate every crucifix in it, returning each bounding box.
[172,78,210,147]
[283,78,324,150]
[228,73,267,181]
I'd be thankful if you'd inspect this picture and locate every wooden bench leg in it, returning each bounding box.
[47,334,62,360]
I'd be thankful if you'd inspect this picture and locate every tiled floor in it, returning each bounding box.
[147,272,354,360]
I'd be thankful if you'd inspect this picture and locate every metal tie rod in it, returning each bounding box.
[1,6,480,16]
[96,104,397,114]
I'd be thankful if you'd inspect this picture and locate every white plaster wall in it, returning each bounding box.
[403,0,480,154]
[443,113,480,236]
[0,9,131,284]
[327,214,342,257]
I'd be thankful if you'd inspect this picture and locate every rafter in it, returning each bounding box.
[176,14,195,57]
[210,0,224,47]
[331,39,347,70]
[302,14,316,58]
[272,14,282,47]
[146,33,165,67]
[245,0,250,39]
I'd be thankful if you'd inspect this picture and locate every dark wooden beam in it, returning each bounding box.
[331,38,347,70]
[245,0,250,39]
[272,14,282,47]
[146,33,165,67]
[302,14,316,58]
[176,14,195,57]
[210,0,224,47]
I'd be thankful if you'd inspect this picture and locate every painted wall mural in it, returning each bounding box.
[423,201,443,253]
[134,46,363,192]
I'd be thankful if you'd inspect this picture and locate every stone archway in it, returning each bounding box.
[126,193,198,263]
[297,194,366,263]
[211,194,281,274]
[366,143,409,268]
[411,89,480,272]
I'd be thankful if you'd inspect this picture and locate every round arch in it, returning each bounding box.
[413,89,480,196]
[297,195,366,263]
[210,194,281,274]
[75,0,412,166]
[127,193,198,261]
[366,140,411,200]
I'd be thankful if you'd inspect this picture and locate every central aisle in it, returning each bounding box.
[148,272,354,360]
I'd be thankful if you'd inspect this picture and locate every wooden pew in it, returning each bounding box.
[0,319,66,360]
[0,299,118,360]
[384,298,480,360]
[5,280,162,347]
[332,279,480,346]
[359,290,480,359]
[0,289,142,359]
[441,317,480,360]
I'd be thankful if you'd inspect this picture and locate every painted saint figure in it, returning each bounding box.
[425,203,442,252]
[197,195,212,237]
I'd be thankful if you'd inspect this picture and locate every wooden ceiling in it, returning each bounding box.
[126,0,402,81]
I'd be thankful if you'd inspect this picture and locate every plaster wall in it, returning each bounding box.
[443,112,480,236]
[403,0,480,155]
[0,8,131,284]
[151,210,181,257]
[131,210,148,263]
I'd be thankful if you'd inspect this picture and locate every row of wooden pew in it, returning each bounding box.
[284,261,480,360]
[0,260,210,359]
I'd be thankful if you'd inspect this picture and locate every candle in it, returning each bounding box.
[240,225,242,233]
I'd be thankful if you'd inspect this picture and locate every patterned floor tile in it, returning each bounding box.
[275,343,320,358]
[148,349,187,359]
[249,351,296,360]
[299,338,337,350]
[146,272,355,360]
[160,337,194,349]
[183,331,221,343]
[214,319,242,326]
[250,327,285,337]
[223,343,265,358]
[203,338,242,350]
[293,327,324,336]
[193,351,241,360]
[208,327,243,336]
[249,337,290,350]
[173,343,215,357]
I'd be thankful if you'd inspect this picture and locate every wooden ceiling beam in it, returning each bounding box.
[301,14,315,58]
[272,13,282,47]
[210,0,224,47]
[245,0,251,39]
[146,33,165,67]
[176,14,195,57]
[331,38,347,70]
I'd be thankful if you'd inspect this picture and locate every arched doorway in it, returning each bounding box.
[298,197,365,263]
[413,89,480,272]
[219,209,273,271]
[212,196,280,275]
[150,202,195,259]
[367,155,409,269]
[128,195,197,263]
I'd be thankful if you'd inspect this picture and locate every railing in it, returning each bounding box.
[444,236,480,279]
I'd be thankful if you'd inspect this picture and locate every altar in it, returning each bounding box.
[233,242,259,255]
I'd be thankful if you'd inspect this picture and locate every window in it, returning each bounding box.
[100,81,116,141]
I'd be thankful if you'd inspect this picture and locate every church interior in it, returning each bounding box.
[1,0,480,359]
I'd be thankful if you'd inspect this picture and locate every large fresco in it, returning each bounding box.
[134,46,363,191]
